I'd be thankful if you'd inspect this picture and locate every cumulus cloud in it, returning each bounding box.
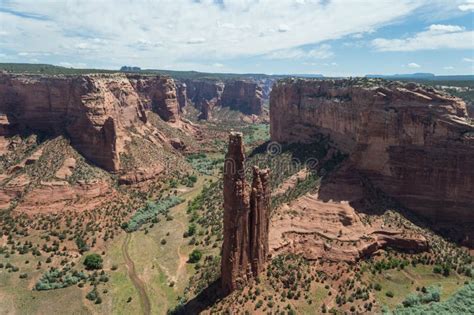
[372,24,474,51]
[459,0,474,11]
[407,62,421,68]
[0,0,430,69]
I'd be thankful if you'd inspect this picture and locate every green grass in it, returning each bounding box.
[368,264,470,310]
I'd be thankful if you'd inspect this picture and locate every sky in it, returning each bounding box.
[0,0,473,76]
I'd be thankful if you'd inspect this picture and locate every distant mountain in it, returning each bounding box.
[120,66,142,72]
[366,73,435,79]
[289,74,324,78]
[366,73,474,81]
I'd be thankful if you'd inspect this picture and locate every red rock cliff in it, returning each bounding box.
[221,80,264,115]
[127,74,180,122]
[0,73,150,172]
[221,132,270,294]
[270,79,474,244]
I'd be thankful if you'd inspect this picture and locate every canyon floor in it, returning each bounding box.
[0,70,473,315]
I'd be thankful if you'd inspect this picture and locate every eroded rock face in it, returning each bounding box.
[176,82,188,111]
[127,74,180,122]
[270,79,474,244]
[221,80,264,115]
[221,132,270,294]
[0,73,187,174]
[0,73,149,172]
[184,79,224,107]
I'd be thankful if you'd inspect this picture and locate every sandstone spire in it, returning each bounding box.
[221,132,270,294]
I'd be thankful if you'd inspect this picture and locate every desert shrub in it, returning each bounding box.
[35,268,87,290]
[84,253,103,270]
[86,288,98,301]
[395,282,473,314]
[188,249,202,263]
[125,196,183,232]
[75,237,89,253]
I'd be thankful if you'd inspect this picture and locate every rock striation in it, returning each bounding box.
[221,132,270,294]
[182,78,265,118]
[0,73,146,171]
[221,80,264,115]
[127,74,181,122]
[270,78,474,244]
[0,73,185,173]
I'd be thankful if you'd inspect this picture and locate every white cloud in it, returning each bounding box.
[278,24,290,33]
[463,57,474,62]
[266,44,333,60]
[187,37,206,44]
[407,62,420,68]
[443,66,454,70]
[0,0,430,69]
[372,24,474,51]
[459,0,474,11]
[428,24,464,32]
[212,63,224,68]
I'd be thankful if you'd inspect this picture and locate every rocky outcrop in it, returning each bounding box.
[467,103,474,118]
[183,78,265,118]
[0,73,149,172]
[184,79,224,107]
[270,79,474,244]
[221,80,263,115]
[0,73,188,174]
[176,82,188,111]
[221,132,270,294]
[127,74,180,122]
[198,100,212,120]
[183,79,223,119]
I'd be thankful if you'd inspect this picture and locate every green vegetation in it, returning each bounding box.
[188,249,202,263]
[124,196,184,232]
[401,286,440,307]
[35,267,87,290]
[84,254,103,270]
[186,153,224,175]
[393,282,474,314]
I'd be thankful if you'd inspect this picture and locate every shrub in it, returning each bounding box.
[386,291,394,298]
[84,254,103,270]
[86,288,98,301]
[188,249,202,263]
[433,265,442,274]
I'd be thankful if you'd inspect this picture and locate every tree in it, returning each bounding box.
[84,253,103,270]
[188,249,202,263]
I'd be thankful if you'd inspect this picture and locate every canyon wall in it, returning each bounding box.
[270,79,474,243]
[182,79,265,118]
[221,132,270,294]
[0,73,182,172]
[221,80,264,115]
[127,74,181,122]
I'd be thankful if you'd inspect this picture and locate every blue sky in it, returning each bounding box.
[0,0,473,76]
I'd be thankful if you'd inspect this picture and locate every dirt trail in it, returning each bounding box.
[122,233,151,315]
